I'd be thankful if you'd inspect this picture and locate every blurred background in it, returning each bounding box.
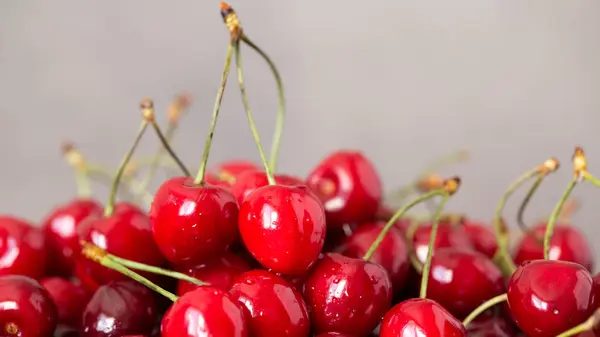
[1,2,599,259]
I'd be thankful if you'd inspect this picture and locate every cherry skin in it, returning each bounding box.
[175,252,251,296]
[0,216,47,279]
[593,272,600,304]
[314,333,358,337]
[161,286,248,337]
[306,150,382,228]
[40,277,91,327]
[379,298,467,337]
[239,184,326,275]
[205,160,260,187]
[412,221,474,264]
[229,269,310,337]
[462,219,498,259]
[42,198,103,276]
[513,222,593,271]
[77,203,165,285]
[0,275,57,337]
[507,259,595,337]
[81,280,157,337]
[303,253,392,336]
[53,325,82,337]
[466,316,516,337]
[150,176,239,265]
[231,170,304,205]
[336,221,409,293]
[425,247,505,319]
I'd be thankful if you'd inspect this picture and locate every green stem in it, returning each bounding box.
[544,179,578,259]
[107,255,207,287]
[462,294,508,327]
[234,41,276,185]
[138,123,176,195]
[420,150,469,177]
[150,121,190,177]
[85,166,153,208]
[516,175,544,239]
[555,309,600,337]
[75,169,92,198]
[584,172,600,188]
[419,194,450,299]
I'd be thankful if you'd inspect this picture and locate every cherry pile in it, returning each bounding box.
[2,3,600,337]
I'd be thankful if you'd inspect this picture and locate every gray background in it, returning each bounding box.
[1,1,599,261]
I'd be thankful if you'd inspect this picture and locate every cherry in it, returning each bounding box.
[306,150,382,228]
[462,219,498,259]
[54,325,82,337]
[231,170,304,205]
[411,221,474,264]
[175,252,251,295]
[40,276,91,327]
[0,216,47,279]
[0,275,57,337]
[161,286,248,337]
[303,252,392,336]
[229,269,310,337]
[205,160,260,187]
[379,298,466,336]
[314,333,358,337]
[506,260,595,337]
[593,272,600,304]
[81,280,157,337]
[466,316,516,337]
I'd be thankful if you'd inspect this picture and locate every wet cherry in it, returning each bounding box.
[0,216,47,279]
[412,221,474,264]
[231,170,304,205]
[40,277,91,327]
[175,252,251,295]
[462,219,498,259]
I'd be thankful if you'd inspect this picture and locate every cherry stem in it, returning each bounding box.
[544,178,578,260]
[85,164,154,208]
[583,171,600,187]
[516,175,544,238]
[107,254,207,287]
[405,218,425,273]
[234,41,276,185]
[149,120,190,177]
[62,143,92,198]
[555,307,600,337]
[241,35,285,173]
[104,121,149,217]
[462,293,508,327]
[419,193,450,299]
[194,43,234,185]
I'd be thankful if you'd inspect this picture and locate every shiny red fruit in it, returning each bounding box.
[306,150,382,228]
[0,216,47,279]
[231,170,304,205]
[40,277,91,327]
[513,223,593,271]
[150,176,239,265]
[229,269,310,337]
[239,185,326,275]
[462,220,498,259]
[175,252,251,296]
[379,298,466,337]
[81,280,157,337]
[161,286,248,337]
[314,333,358,337]
[507,260,595,337]
[412,222,474,264]
[304,253,392,336]
[0,275,57,337]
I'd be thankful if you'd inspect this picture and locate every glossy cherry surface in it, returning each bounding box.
[239,184,326,275]
[412,222,474,264]
[513,223,593,271]
[42,198,103,276]
[314,333,358,337]
[306,150,382,228]
[304,253,392,336]
[462,219,498,259]
[0,216,47,279]
[229,269,310,337]
[379,298,467,337]
[0,275,57,337]
[40,277,91,327]
[175,252,251,296]
[507,260,595,337]
[231,170,304,205]
[150,176,239,265]
[161,286,248,337]
[81,280,157,337]
[426,248,504,318]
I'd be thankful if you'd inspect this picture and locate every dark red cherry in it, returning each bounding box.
[379,298,467,337]
[0,275,57,337]
[412,222,474,264]
[314,333,358,337]
[593,272,600,304]
[77,203,165,285]
[175,252,251,296]
[462,219,498,259]
[304,252,392,336]
[306,150,382,228]
[239,184,326,275]
[40,277,91,327]
[231,170,304,205]
[513,223,593,271]
[0,216,47,279]
[161,286,248,337]
[426,247,505,318]
[507,259,595,337]
[336,221,409,293]
[42,198,103,276]
[54,325,81,337]
[150,176,239,265]
[229,269,310,337]
[81,280,157,337]
[466,316,516,337]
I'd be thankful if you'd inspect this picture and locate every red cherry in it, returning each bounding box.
[150,176,239,265]
[593,272,600,304]
[336,221,409,293]
[507,260,595,337]
[206,160,260,187]
[175,252,251,296]
[42,198,103,276]
[304,252,392,336]
[229,269,310,337]
[466,315,517,337]
[81,280,157,337]
[231,170,304,205]
[375,205,412,235]
[161,286,248,337]
[53,325,82,337]
[425,247,505,318]
[412,222,474,264]
[239,184,326,275]
[513,223,593,271]
[379,298,467,337]
[306,150,382,228]
[462,219,498,259]
[77,203,165,284]
[0,216,47,279]
[314,333,358,337]
[40,277,91,327]
[0,275,57,337]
